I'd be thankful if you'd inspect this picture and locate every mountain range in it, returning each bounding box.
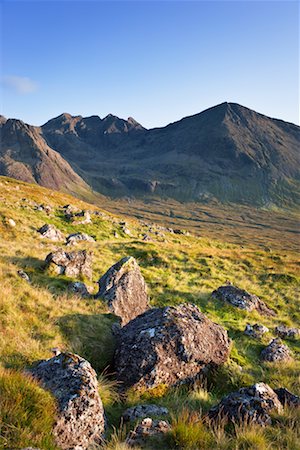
[1,102,299,207]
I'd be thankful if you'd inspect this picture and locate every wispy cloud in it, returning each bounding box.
[2,75,38,94]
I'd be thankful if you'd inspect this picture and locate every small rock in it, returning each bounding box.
[211,285,275,316]
[7,218,16,227]
[208,382,282,426]
[274,387,300,407]
[260,338,292,362]
[114,231,119,238]
[142,234,152,242]
[66,232,95,245]
[68,281,90,297]
[244,323,269,339]
[122,227,131,236]
[122,404,169,422]
[45,249,92,279]
[17,269,30,283]
[38,224,64,241]
[114,303,230,391]
[275,325,300,339]
[72,210,92,225]
[96,256,150,326]
[126,418,171,447]
[31,352,105,449]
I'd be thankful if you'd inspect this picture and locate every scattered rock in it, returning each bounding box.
[71,210,92,225]
[275,325,300,339]
[211,285,275,316]
[260,338,292,362]
[122,404,169,422]
[17,269,30,283]
[38,224,64,241]
[244,323,269,339]
[114,303,230,391]
[63,204,79,219]
[66,232,95,245]
[45,249,92,279]
[7,218,16,227]
[68,281,90,297]
[142,234,152,242]
[208,382,282,426]
[126,418,171,447]
[96,256,150,326]
[35,204,52,214]
[114,231,119,238]
[274,387,300,407]
[31,352,105,449]
[122,226,131,236]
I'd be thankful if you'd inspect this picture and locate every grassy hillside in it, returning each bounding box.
[0,176,299,449]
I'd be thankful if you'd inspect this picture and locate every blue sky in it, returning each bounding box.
[1,0,299,128]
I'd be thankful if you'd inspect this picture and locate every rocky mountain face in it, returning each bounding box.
[1,103,299,206]
[0,116,89,194]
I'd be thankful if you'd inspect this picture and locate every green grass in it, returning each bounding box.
[0,176,299,449]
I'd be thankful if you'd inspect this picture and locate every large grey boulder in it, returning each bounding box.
[96,257,150,326]
[208,382,282,426]
[38,224,64,241]
[31,352,105,450]
[212,285,275,316]
[260,338,292,362]
[114,303,230,391]
[66,232,95,245]
[275,325,300,339]
[244,323,269,339]
[45,249,92,279]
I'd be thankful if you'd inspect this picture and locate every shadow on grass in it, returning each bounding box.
[57,312,117,373]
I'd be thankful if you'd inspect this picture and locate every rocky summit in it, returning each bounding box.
[31,352,105,449]
[96,256,150,325]
[114,303,230,390]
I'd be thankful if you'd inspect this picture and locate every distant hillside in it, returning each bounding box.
[1,103,299,207]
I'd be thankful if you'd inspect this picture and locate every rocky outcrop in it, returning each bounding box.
[96,257,150,326]
[126,418,171,447]
[66,233,95,245]
[45,249,92,278]
[208,382,282,426]
[114,303,230,391]
[122,404,169,422]
[31,352,105,449]
[38,224,64,241]
[68,281,90,297]
[274,388,300,407]
[260,338,292,362]
[244,323,269,339]
[211,285,275,316]
[275,325,300,339]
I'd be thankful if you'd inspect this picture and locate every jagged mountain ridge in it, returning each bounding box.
[1,102,299,206]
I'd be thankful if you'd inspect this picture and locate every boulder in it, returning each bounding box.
[122,404,169,422]
[114,303,230,391]
[31,352,105,449]
[211,285,275,316]
[96,257,150,326]
[260,338,292,363]
[45,249,92,279]
[208,382,282,426]
[126,418,171,447]
[275,325,300,339]
[244,323,269,339]
[72,211,92,225]
[38,224,64,241]
[68,281,90,297]
[66,233,95,245]
[274,388,300,407]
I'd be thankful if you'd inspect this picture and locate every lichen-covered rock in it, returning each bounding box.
[31,352,105,450]
[122,404,169,422]
[114,303,230,391]
[68,281,90,297]
[45,249,92,279]
[244,323,269,339]
[126,418,171,447]
[275,325,300,339]
[260,338,292,362]
[66,233,95,245]
[211,285,275,316]
[38,224,64,241]
[274,388,300,407]
[208,382,282,426]
[96,256,150,326]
